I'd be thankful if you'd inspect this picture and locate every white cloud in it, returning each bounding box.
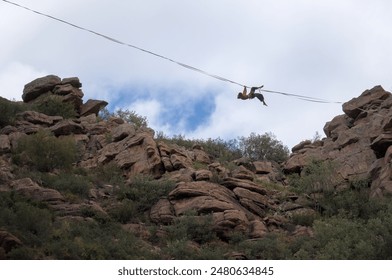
[122,99,169,131]
[0,62,47,100]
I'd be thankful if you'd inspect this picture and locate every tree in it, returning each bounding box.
[238,132,289,163]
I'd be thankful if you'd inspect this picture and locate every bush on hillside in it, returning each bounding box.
[238,132,290,163]
[34,95,77,119]
[156,132,289,163]
[40,172,91,199]
[13,130,78,172]
[166,211,218,244]
[0,98,29,127]
[116,176,176,221]
[288,160,339,195]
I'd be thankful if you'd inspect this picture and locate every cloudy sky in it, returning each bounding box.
[1,0,392,148]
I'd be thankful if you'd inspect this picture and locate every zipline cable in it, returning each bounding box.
[1,0,343,104]
[260,89,343,104]
[1,0,244,86]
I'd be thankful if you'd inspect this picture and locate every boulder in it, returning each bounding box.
[231,165,254,181]
[10,178,65,206]
[52,84,84,111]
[17,111,63,126]
[162,168,194,183]
[97,132,163,178]
[291,140,312,153]
[253,161,274,174]
[161,156,174,172]
[249,220,269,238]
[192,146,211,164]
[61,77,82,88]
[83,121,108,136]
[342,85,389,119]
[0,125,18,135]
[150,198,175,224]
[53,84,80,96]
[80,99,108,116]
[12,121,42,134]
[208,162,230,180]
[168,181,249,216]
[50,119,85,136]
[22,75,61,102]
[194,169,213,181]
[323,114,351,139]
[157,143,194,171]
[170,153,193,170]
[112,123,136,142]
[221,177,268,195]
[233,187,271,213]
[212,209,250,238]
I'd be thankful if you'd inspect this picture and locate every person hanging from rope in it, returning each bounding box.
[237,85,267,106]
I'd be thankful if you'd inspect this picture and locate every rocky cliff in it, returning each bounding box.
[1,76,391,259]
[283,85,392,197]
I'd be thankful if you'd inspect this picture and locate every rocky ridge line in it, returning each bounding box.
[1,75,392,256]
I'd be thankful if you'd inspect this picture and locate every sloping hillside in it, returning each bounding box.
[1,76,392,259]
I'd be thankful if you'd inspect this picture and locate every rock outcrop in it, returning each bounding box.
[0,75,314,245]
[283,85,392,197]
[22,75,107,116]
[3,75,392,259]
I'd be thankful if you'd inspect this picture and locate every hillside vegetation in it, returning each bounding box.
[1,76,392,259]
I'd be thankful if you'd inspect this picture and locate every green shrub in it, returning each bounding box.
[46,219,155,259]
[80,206,112,225]
[201,137,242,162]
[155,134,243,162]
[0,191,53,254]
[236,233,290,259]
[108,199,137,224]
[289,160,339,195]
[0,98,28,127]
[13,202,53,242]
[291,212,319,227]
[156,132,288,163]
[162,239,225,260]
[312,218,381,259]
[238,132,290,163]
[34,95,76,119]
[320,184,384,219]
[163,240,199,260]
[92,162,125,187]
[166,212,218,244]
[13,130,78,172]
[40,172,91,199]
[117,176,175,214]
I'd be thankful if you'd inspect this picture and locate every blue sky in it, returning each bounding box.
[1,0,392,148]
[111,85,216,132]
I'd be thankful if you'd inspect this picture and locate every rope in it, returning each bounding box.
[260,89,343,104]
[1,0,344,104]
